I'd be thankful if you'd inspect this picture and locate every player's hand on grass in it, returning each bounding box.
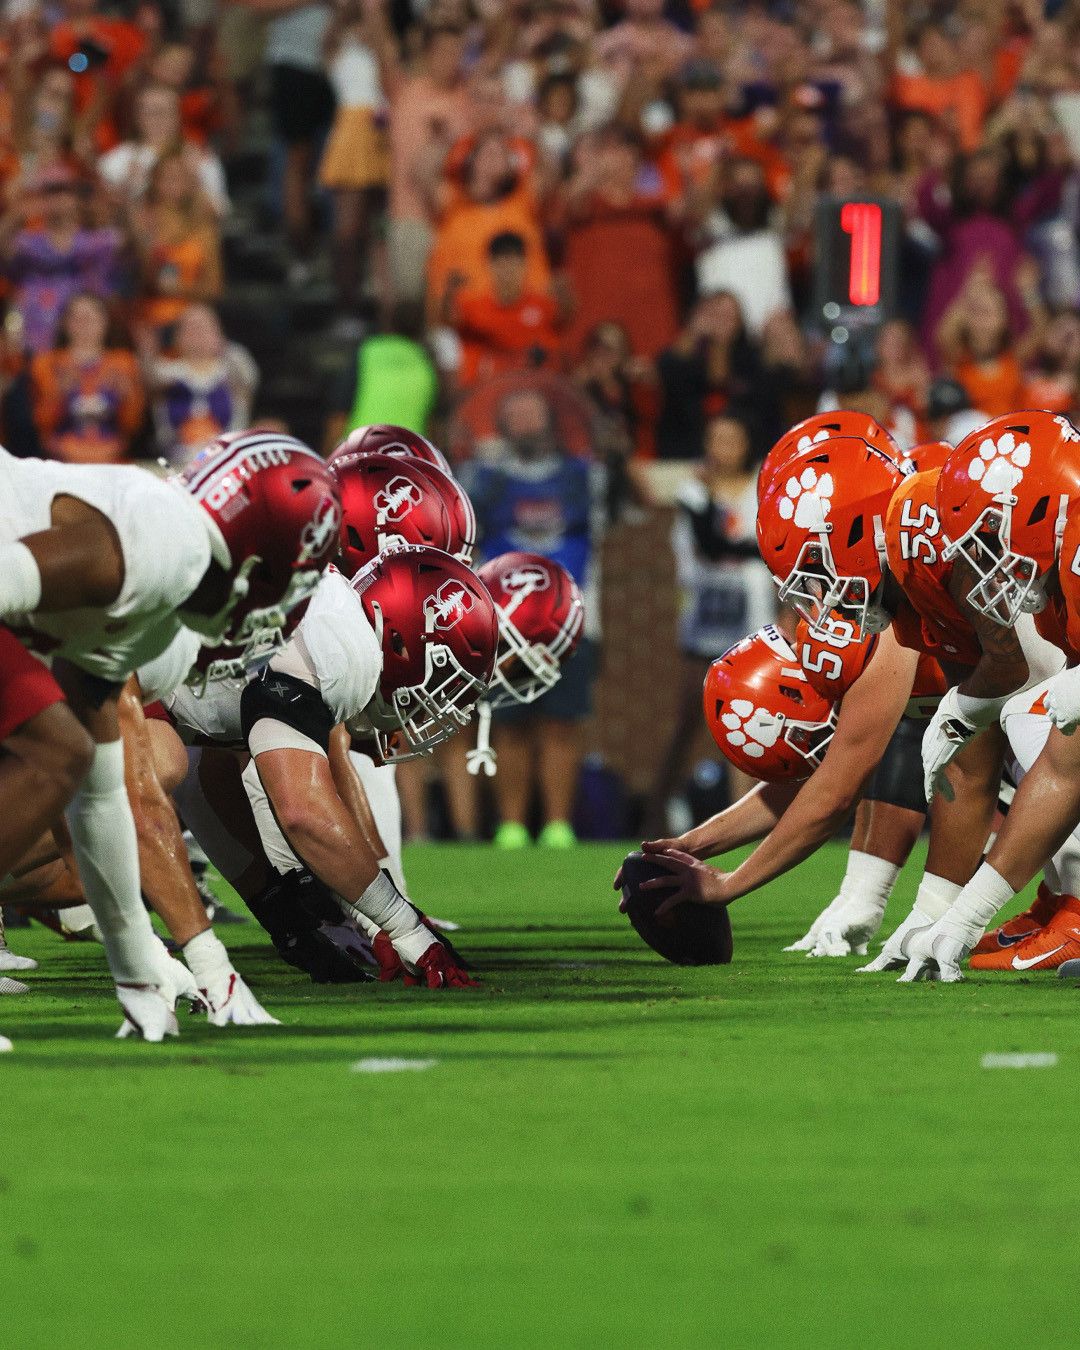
[856,905,937,973]
[115,984,180,1041]
[898,913,978,984]
[638,850,729,917]
[403,940,479,989]
[921,690,979,802]
[785,894,845,952]
[810,895,887,957]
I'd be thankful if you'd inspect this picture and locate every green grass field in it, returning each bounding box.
[3,840,1078,1348]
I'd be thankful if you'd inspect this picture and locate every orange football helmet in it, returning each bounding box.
[704,625,838,781]
[757,436,907,645]
[758,411,901,502]
[937,411,1080,626]
[906,440,952,473]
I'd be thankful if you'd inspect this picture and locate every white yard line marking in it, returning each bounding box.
[351,1057,438,1074]
[980,1053,1058,1069]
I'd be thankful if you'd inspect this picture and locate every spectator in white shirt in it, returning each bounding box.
[99,84,230,218]
[696,157,791,338]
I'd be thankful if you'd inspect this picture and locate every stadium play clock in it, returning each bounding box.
[813,195,902,339]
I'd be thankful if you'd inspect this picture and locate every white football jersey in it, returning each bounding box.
[279,567,382,730]
[136,627,203,706]
[0,450,215,682]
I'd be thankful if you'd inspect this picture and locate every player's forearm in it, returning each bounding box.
[723,775,860,901]
[131,795,210,946]
[328,726,387,859]
[683,782,798,858]
[278,801,380,902]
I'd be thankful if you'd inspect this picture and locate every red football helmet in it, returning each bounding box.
[351,545,499,760]
[704,625,838,781]
[758,411,902,502]
[329,424,453,477]
[937,411,1080,626]
[476,552,584,706]
[757,436,906,646]
[331,453,458,577]
[178,431,341,675]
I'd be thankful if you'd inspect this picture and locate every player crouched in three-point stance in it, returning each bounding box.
[901,413,1080,978]
[0,432,340,1039]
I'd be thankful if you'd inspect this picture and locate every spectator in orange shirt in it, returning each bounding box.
[47,0,150,152]
[446,231,565,390]
[1021,310,1080,415]
[426,128,551,316]
[891,26,987,154]
[130,149,223,337]
[30,292,145,464]
[937,271,1026,418]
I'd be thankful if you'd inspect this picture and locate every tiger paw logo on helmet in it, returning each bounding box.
[968,432,1031,496]
[719,699,783,760]
[777,466,834,529]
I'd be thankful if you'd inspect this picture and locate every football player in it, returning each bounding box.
[634,432,1062,962]
[0,431,340,1038]
[897,413,1080,977]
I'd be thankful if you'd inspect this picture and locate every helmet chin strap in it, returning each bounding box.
[465,701,497,778]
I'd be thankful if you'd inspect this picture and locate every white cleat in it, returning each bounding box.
[201,969,280,1028]
[809,897,886,958]
[115,984,180,1041]
[0,975,29,994]
[0,1033,12,1051]
[0,947,37,972]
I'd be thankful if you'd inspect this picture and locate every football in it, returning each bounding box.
[620,851,733,966]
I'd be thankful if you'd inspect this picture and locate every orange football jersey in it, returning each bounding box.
[1044,503,1080,664]
[795,614,877,703]
[884,469,981,668]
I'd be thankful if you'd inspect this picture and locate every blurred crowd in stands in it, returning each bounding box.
[3,0,1080,471]
[5,0,1080,833]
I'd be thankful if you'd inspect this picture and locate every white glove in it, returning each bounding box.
[783,894,847,952]
[183,928,280,1028]
[115,985,179,1041]
[1046,669,1080,735]
[921,688,979,802]
[897,911,983,983]
[856,904,938,973]
[116,938,204,1039]
[151,936,206,1012]
[810,894,888,957]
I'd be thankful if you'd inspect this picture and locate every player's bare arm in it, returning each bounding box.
[649,628,920,910]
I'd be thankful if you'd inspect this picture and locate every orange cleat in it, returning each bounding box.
[970,883,1062,956]
[970,895,1080,972]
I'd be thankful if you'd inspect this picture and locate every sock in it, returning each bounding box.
[952,863,1017,931]
[913,872,964,921]
[60,903,99,937]
[65,740,158,985]
[0,542,42,618]
[339,870,431,965]
[841,849,900,913]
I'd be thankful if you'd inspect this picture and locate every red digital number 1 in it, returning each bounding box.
[840,202,881,306]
